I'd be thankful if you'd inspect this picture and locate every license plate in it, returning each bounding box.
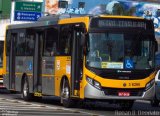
[118,92,130,96]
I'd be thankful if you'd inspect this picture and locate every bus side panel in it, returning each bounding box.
[15,56,34,92]
[24,56,34,93]
[42,57,55,95]
[0,68,3,87]
[15,76,21,92]
[15,56,23,92]
[54,56,71,96]
[0,41,4,87]
[4,56,9,89]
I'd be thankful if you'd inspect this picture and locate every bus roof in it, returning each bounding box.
[7,14,145,30]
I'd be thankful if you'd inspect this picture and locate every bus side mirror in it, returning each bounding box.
[155,41,158,52]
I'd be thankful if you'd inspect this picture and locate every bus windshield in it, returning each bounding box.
[86,32,155,70]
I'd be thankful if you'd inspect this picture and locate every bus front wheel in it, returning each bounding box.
[60,79,74,108]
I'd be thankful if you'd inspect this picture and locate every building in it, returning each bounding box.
[0,0,11,41]
[0,0,11,19]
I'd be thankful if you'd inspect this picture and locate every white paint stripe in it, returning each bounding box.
[0,107,54,110]
[0,98,99,116]
[136,100,150,103]
[0,80,3,83]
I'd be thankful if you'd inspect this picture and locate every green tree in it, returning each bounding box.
[112,3,136,16]
[112,3,124,15]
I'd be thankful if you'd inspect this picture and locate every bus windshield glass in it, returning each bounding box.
[86,32,155,70]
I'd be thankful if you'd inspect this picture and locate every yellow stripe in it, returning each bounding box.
[15,73,23,75]
[12,72,54,78]
[100,15,144,19]
[42,74,54,77]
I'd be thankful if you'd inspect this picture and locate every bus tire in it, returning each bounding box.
[22,77,32,101]
[60,79,74,108]
[151,96,159,107]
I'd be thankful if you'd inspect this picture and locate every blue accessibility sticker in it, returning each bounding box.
[28,61,33,71]
[125,59,134,69]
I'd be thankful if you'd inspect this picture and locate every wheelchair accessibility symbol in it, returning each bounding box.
[125,59,133,69]
[28,61,32,71]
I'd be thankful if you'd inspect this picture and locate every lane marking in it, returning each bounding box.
[0,98,100,116]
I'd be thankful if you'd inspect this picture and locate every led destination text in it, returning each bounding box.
[98,20,147,29]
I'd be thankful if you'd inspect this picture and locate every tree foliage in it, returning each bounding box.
[112,3,136,16]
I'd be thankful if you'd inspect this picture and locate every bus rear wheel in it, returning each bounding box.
[60,79,74,108]
[22,78,32,101]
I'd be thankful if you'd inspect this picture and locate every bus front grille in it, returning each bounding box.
[102,88,144,96]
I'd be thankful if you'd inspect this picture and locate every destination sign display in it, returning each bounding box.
[90,18,150,29]
[98,20,147,29]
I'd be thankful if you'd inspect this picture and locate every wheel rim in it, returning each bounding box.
[63,86,69,99]
[23,81,28,97]
[61,80,69,100]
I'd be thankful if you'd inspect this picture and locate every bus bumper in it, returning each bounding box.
[84,83,154,100]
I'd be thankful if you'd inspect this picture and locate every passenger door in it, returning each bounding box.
[41,27,58,95]
[33,31,43,93]
[9,33,17,89]
[71,24,84,96]
[155,70,160,100]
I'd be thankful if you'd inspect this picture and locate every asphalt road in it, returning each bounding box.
[0,89,159,116]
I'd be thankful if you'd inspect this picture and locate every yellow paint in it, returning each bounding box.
[83,67,156,88]
[34,92,42,97]
[15,73,23,75]
[54,56,71,96]
[0,68,3,76]
[42,74,54,77]
[80,60,156,99]
[100,15,144,19]
[3,26,7,76]
[74,90,79,96]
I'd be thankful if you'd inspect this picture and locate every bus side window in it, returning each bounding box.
[16,31,25,56]
[6,30,11,56]
[43,27,58,56]
[59,25,72,55]
[26,35,35,56]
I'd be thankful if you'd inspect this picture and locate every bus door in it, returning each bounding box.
[9,33,17,89]
[33,31,43,93]
[71,25,84,97]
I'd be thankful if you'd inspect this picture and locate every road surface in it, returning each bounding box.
[0,89,159,116]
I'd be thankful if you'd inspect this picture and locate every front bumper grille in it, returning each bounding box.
[102,88,144,96]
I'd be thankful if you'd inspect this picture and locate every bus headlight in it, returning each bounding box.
[145,79,155,91]
[86,77,102,90]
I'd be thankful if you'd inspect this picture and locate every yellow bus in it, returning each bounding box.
[3,14,157,109]
[0,41,4,88]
